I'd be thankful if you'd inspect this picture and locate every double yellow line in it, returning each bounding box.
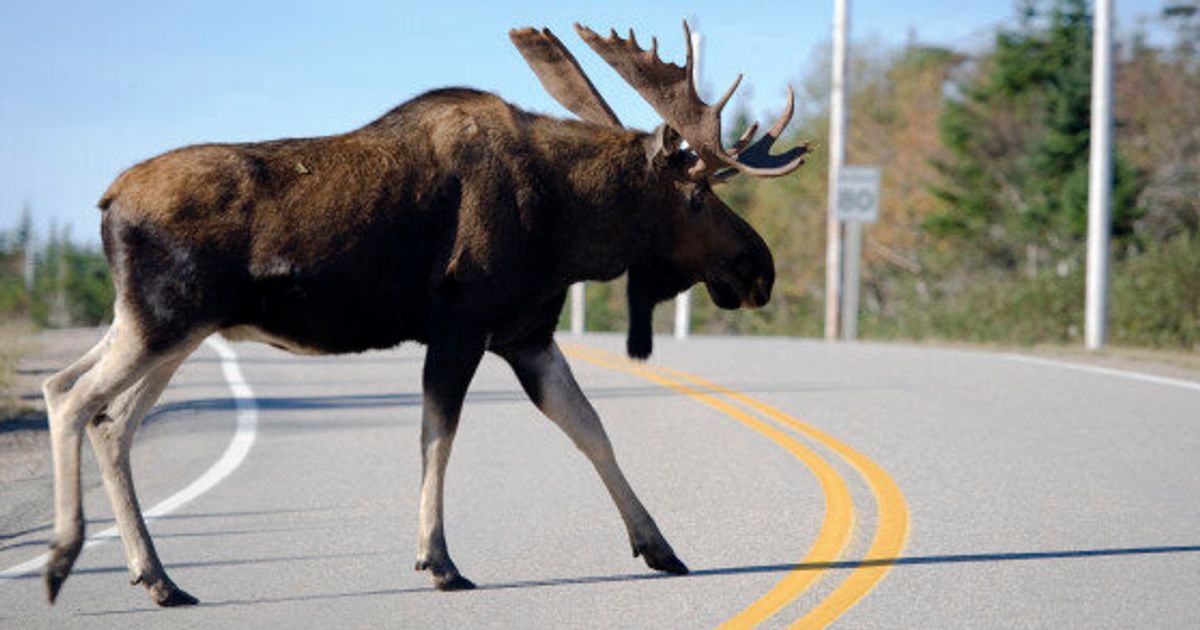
[560,342,909,629]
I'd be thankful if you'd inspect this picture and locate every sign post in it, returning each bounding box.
[837,166,880,340]
[570,282,585,335]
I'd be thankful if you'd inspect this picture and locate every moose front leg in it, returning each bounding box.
[414,326,486,591]
[502,341,688,575]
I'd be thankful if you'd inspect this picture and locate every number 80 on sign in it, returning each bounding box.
[836,166,880,224]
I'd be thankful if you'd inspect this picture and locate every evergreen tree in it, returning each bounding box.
[928,0,1142,270]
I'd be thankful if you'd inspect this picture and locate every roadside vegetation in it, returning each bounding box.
[0,210,113,329]
[0,213,110,423]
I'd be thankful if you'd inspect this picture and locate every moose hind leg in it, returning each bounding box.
[414,330,485,591]
[42,321,176,603]
[502,342,688,575]
[41,328,115,603]
[86,349,198,606]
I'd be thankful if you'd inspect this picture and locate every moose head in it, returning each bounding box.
[511,22,807,357]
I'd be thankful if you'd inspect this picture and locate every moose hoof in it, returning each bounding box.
[44,538,84,604]
[634,542,690,575]
[433,573,477,591]
[44,569,69,605]
[415,559,476,591]
[150,581,200,607]
[645,552,689,575]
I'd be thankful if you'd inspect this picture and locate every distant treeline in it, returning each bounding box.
[0,211,113,328]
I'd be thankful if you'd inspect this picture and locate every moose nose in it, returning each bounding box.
[745,276,772,308]
[751,287,768,308]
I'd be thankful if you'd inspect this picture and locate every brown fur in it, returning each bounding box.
[96,87,771,356]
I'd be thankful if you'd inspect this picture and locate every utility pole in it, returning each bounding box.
[825,0,850,341]
[47,223,69,328]
[570,283,585,335]
[20,202,35,292]
[23,244,36,293]
[675,28,703,340]
[1085,0,1113,350]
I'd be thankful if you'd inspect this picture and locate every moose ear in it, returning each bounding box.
[644,124,683,166]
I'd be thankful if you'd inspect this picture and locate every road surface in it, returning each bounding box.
[2,332,1198,628]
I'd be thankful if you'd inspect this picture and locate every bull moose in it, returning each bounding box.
[40,22,807,606]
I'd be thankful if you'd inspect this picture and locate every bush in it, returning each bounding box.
[853,233,1198,349]
[861,267,1085,344]
[1111,234,1200,348]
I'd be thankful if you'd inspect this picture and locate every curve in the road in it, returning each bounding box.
[676,367,908,628]
[561,345,855,627]
[564,343,910,629]
[0,336,258,580]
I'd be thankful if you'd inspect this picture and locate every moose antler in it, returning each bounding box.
[575,21,807,179]
[509,27,623,129]
[729,122,760,155]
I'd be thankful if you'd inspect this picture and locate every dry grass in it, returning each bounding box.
[0,320,37,424]
[881,337,1200,382]
[1023,344,1200,380]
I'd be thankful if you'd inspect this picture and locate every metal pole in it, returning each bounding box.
[674,291,691,339]
[675,29,703,341]
[20,202,34,292]
[23,239,36,292]
[1085,0,1113,350]
[570,282,585,335]
[841,220,862,339]
[825,0,849,341]
[51,228,68,328]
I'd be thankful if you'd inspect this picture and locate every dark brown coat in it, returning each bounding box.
[99,87,771,357]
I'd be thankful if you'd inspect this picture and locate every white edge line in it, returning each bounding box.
[0,335,258,579]
[999,352,1200,393]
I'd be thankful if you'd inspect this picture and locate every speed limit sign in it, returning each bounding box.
[836,166,880,223]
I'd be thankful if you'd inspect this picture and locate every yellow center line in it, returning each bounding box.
[560,344,854,628]
[566,343,910,629]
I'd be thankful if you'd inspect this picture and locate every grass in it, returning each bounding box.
[865,336,1200,381]
[0,319,38,425]
[1024,343,1200,377]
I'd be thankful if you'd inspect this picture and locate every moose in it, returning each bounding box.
[40,22,806,606]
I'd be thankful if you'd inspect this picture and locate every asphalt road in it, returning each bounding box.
[1,333,1198,628]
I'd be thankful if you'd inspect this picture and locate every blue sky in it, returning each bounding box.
[0,1,1164,244]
